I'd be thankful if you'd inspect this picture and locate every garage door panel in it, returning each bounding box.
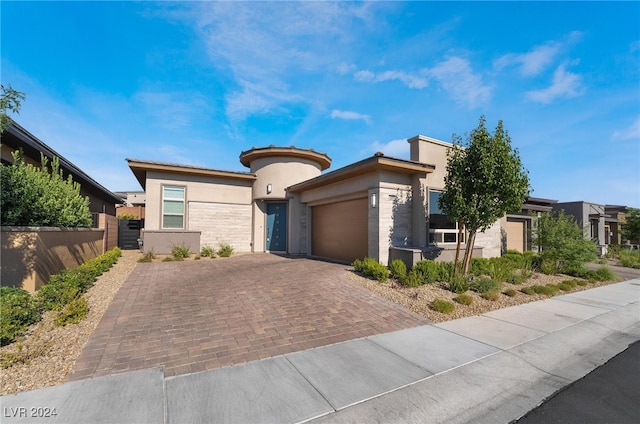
[312,198,367,263]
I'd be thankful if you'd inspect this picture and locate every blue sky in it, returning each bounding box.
[2,1,639,207]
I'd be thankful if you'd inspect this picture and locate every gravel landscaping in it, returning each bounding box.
[0,252,625,396]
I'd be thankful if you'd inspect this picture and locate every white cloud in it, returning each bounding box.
[369,139,409,159]
[330,109,371,124]
[611,118,640,141]
[526,61,584,103]
[494,31,582,77]
[174,1,376,122]
[354,69,429,89]
[428,57,492,108]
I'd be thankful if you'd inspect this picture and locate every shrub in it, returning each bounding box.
[402,270,423,287]
[352,258,389,283]
[503,288,517,297]
[455,293,473,305]
[55,297,89,326]
[576,279,588,286]
[501,250,525,269]
[481,291,500,301]
[0,288,41,346]
[438,262,456,282]
[532,284,560,296]
[138,251,156,263]
[413,260,442,284]
[448,274,470,294]
[533,211,598,273]
[470,277,502,293]
[562,279,579,288]
[557,283,572,292]
[172,244,191,260]
[619,250,640,268]
[586,266,616,282]
[218,243,234,258]
[487,258,513,283]
[432,298,455,314]
[389,259,407,281]
[162,256,176,262]
[521,287,535,295]
[200,245,216,258]
[470,258,491,276]
[506,271,528,285]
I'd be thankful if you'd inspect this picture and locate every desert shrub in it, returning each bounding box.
[172,244,191,260]
[162,256,176,262]
[352,258,389,283]
[501,250,526,269]
[448,274,470,294]
[506,270,528,285]
[521,287,535,295]
[389,259,407,281]
[432,298,455,314]
[532,284,560,296]
[557,283,572,292]
[587,266,616,282]
[402,270,422,287]
[56,297,89,326]
[438,262,457,282]
[36,247,121,312]
[200,245,216,258]
[218,243,234,258]
[481,291,500,301]
[0,288,41,346]
[576,279,588,286]
[470,258,491,276]
[412,260,441,284]
[138,251,156,263]
[488,258,513,283]
[562,279,579,288]
[533,211,598,274]
[503,288,517,297]
[619,250,640,268]
[470,277,502,293]
[455,293,473,305]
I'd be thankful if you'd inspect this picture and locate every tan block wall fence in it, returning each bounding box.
[1,227,104,292]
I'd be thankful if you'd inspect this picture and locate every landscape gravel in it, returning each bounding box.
[0,250,141,396]
[0,252,623,396]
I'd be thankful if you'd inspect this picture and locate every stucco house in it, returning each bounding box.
[128,135,503,265]
[501,196,557,253]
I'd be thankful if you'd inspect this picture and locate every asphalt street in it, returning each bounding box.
[515,340,640,424]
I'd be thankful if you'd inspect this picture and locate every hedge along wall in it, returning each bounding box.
[0,227,104,293]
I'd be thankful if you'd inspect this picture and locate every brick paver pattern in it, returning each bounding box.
[68,254,430,381]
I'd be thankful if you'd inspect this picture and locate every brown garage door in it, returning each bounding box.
[312,198,368,263]
[506,220,525,252]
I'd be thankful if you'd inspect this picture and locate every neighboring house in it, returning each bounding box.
[1,119,122,217]
[128,135,504,265]
[604,205,632,246]
[1,119,122,291]
[114,190,146,219]
[552,201,618,255]
[501,196,557,253]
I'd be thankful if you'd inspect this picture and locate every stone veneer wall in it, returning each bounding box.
[188,202,252,252]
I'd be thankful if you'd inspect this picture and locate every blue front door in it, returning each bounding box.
[266,202,287,251]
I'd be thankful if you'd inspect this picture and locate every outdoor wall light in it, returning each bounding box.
[267,184,272,194]
[371,193,377,208]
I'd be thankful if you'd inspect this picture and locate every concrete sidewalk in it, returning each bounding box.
[2,280,638,424]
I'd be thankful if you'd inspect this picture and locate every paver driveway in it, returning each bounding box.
[68,254,430,381]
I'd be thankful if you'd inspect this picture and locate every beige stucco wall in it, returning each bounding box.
[249,157,322,200]
[1,227,104,292]
[144,171,253,231]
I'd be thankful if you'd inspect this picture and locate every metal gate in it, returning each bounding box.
[118,219,143,249]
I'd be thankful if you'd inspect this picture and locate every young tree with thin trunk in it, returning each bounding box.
[439,116,530,274]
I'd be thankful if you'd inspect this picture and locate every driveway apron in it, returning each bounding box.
[68,254,430,381]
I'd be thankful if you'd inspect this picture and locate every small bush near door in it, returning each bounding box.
[217,243,234,258]
[352,258,389,283]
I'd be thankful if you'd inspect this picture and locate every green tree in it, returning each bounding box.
[1,151,92,227]
[439,116,530,274]
[622,208,640,243]
[532,210,598,274]
[0,84,26,132]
